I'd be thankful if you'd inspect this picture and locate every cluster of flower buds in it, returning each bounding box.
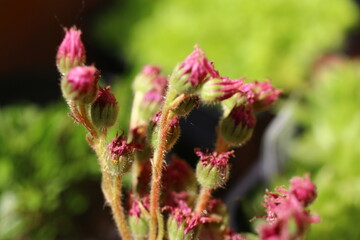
[57,26,120,134]
[195,148,234,189]
[257,175,319,240]
[56,28,316,240]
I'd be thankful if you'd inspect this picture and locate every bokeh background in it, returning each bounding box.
[1,0,360,239]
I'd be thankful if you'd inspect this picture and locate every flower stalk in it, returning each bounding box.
[56,27,318,240]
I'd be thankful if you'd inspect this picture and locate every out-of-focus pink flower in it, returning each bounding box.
[258,175,320,240]
[56,27,86,73]
[289,175,317,207]
[244,80,281,112]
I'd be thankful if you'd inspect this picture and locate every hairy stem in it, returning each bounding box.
[111,175,132,240]
[149,89,177,240]
[195,187,212,214]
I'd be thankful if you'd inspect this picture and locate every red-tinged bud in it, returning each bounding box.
[61,66,99,103]
[128,195,150,239]
[90,87,119,128]
[289,175,317,207]
[171,95,199,117]
[245,80,281,112]
[219,105,256,146]
[148,111,180,150]
[133,65,167,93]
[170,45,219,94]
[195,149,233,189]
[56,26,86,74]
[105,133,141,176]
[200,77,244,104]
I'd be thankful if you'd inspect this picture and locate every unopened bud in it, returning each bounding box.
[148,112,180,150]
[167,215,195,240]
[171,95,199,116]
[105,134,140,176]
[61,66,99,103]
[128,196,150,238]
[56,26,86,74]
[90,87,119,128]
[245,80,281,112]
[195,149,233,189]
[219,105,256,146]
[170,45,219,94]
[200,77,244,104]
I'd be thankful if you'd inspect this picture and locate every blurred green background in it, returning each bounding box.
[1,0,360,239]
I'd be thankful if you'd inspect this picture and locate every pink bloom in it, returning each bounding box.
[142,65,161,76]
[179,45,220,86]
[163,200,214,235]
[244,80,281,112]
[143,89,163,104]
[289,175,317,207]
[229,104,256,129]
[108,133,141,157]
[128,194,150,218]
[64,65,99,102]
[194,148,234,168]
[200,77,245,103]
[258,175,320,240]
[56,27,86,71]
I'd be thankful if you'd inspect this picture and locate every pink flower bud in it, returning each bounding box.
[219,105,256,146]
[289,175,317,207]
[90,86,119,128]
[148,111,180,150]
[245,80,281,112]
[56,26,86,74]
[105,133,141,176]
[195,149,234,189]
[163,200,214,239]
[128,195,150,238]
[170,45,219,93]
[133,65,167,93]
[200,77,244,104]
[62,66,99,103]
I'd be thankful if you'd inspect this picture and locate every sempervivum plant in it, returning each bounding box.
[56,26,318,240]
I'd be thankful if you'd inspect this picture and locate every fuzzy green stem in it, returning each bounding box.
[149,88,177,240]
[195,187,212,214]
[111,175,132,240]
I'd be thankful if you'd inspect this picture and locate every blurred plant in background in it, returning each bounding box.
[287,60,360,239]
[0,105,98,239]
[95,0,357,90]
